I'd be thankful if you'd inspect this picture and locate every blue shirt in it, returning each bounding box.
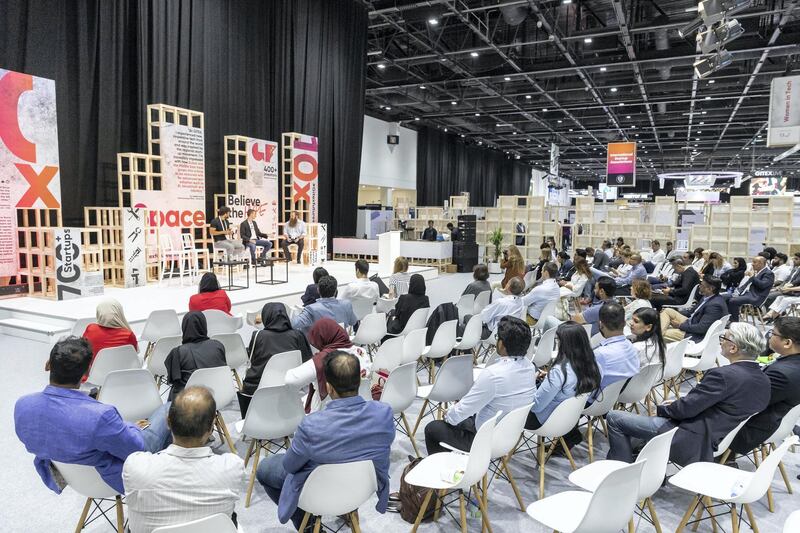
[615,263,647,287]
[278,396,395,524]
[291,297,358,334]
[532,362,578,423]
[14,386,145,494]
[594,335,640,389]
[581,298,612,336]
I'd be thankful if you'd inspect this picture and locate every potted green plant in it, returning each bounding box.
[488,228,503,274]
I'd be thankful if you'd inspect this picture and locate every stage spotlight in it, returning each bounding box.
[694,49,733,78]
[678,17,704,38]
[699,19,744,54]
[699,0,750,26]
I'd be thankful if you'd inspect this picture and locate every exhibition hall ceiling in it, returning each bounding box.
[363,0,800,182]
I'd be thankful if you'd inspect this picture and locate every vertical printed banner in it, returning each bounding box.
[606,142,637,187]
[122,207,146,288]
[0,69,62,277]
[291,135,319,222]
[54,228,103,300]
[767,75,800,147]
[227,138,279,236]
[309,223,327,266]
[549,143,560,177]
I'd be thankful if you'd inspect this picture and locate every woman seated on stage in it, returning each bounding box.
[81,298,138,382]
[285,318,368,412]
[188,272,231,315]
[388,256,411,297]
[624,279,653,321]
[301,267,329,307]
[164,311,226,401]
[627,307,666,369]
[526,322,601,429]
[237,303,313,415]
[386,274,430,337]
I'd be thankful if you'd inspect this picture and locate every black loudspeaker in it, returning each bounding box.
[457,214,477,244]
[453,242,478,273]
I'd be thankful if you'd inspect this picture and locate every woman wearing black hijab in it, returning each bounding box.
[237,303,313,414]
[164,311,226,400]
[386,274,430,335]
[720,256,747,292]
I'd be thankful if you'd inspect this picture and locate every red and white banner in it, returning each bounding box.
[0,69,62,277]
[227,138,279,237]
[291,134,319,222]
[767,75,800,147]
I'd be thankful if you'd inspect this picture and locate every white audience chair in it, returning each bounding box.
[570,428,678,532]
[371,337,404,376]
[533,300,559,336]
[487,403,535,511]
[146,335,182,389]
[455,293,474,324]
[297,461,378,533]
[185,366,237,452]
[713,415,754,464]
[84,345,141,388]
[526,461,647,533]
[375,296,397,314]
[761,403,800,508]
[405,413,500,532]
[680,332,724,387]
[351,297,376,321]
[580,380,626,462]
[530,326,557,368]
[785,510,800,533]
[616,363,663,415]
[140,309,181,348]
[657,338,689,401]
[684,316,728,356]
[350,312,386,355]
[70,317,94,338]
[212,332,250,390]
[523,270,537,291]
[473,290,491,315]
[401,327,428,366]
[453,314,482,355]
[152,513,237,533]
[97,369,163,422]
[420,319,458,382]
[358,378,372,401]
[662,285,700,313]
[411,354,473,439]
[202,309,243,336]
[237,385,304,507]
[53,461,125,533]
[245,309,261,329]
[256,350,303,389]
[389,307,429,338]
[378,362,420,457]
[670,435,799,533]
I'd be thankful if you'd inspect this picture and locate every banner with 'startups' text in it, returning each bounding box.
[291,135,319,222]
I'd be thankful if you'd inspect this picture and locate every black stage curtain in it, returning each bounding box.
[416,126,533,207]
[0,0,367,238]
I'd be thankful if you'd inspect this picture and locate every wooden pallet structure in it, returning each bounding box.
[280,132,323,264]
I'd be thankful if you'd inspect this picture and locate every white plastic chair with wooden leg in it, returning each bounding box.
[256,350,302,389]
[487,403,534,512]
[349,312,386,356]
[378,362,420,457]
[152,513,237,532]
[297,461,378,533]
[52,461,125,533]
[656,338,689,402]
[140,309,181,358]
[580,380,626,463]
[420,319,458,382]
[146,335,182,390]
[185,366,238,453]
[754,403,800,512]
[211,333,249,390]
[97,369,163,422]
[84,345,142,389]
[473,290,491,315]
[411,355,474,441]
[615,363,663,415]
[455,293,474,324]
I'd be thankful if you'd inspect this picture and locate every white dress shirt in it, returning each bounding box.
[560,273,589,298]
[774,263,793,283]
[522,278,560,319]
[650,249,666,264]
[123,445,244,533]
[604,248,614,258]
[480,295,526,332]
[338,277,380,302]
[445,356,536,428]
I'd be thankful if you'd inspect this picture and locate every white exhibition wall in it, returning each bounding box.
[359,115,417,191]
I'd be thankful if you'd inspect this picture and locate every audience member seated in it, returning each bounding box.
[702,251,731,279]
[649,259,700,311]
[292,275,358,335]
[388,256,411,297]
[14,337,171,495]
[731,317,800,455]
[720,256,747,292]
[257,350,394,529]
[239,208,273,265]
[81,297,138,382]
[660,276,728,343]
[772,253,793,285]
[525,322,601,430]
[593,302,640,389]
[123,386,244,533]
[422,220,438,241]
[690,247,705,272]
[478,277,526,338]
[608,249,630,271]
[606,322,770,465]
[546,236,559,259]
[301,267,328,307]
[165,312,227,401]
[588,245,610,271]
[558,257,592,299]
[424,316,536,454]
[628,308,666,369]
[561,248,587,281]
[281,212,306,264]
[337,259,379,303]
[624,279,653,321]
[386,274,430,336]
[239,303,313,415]
[763,253,800,318]
[500,245,526,289]
[647,239,666,267]
[532,245,552,281]
[556,251,573,279]
[568,276,617,336]
[189,272,232,315]
[664,241,681,261]
[522,261,560,323]
[286,318,368,412]
[721,255,774,322]
[601,239,614,259]
[461,264,491,298]
[611,253,647,294]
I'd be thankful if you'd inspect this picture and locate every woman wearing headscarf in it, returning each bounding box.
[164,311,226,400]
[720,256,747,292]
[237,303,313,415]
[188,272,232,314]
[81,298,138,381]
[386,273,430,336]
[285,318,368,412]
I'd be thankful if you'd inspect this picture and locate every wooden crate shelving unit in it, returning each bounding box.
[147,104,204,157]
[572,198,677,253]
[84,207,124,286]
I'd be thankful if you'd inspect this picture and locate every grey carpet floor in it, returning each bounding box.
[1,273,798,532]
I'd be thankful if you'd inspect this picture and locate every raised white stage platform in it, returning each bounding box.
[0,261,438,343]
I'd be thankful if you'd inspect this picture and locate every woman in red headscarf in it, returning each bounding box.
[285,317,368,412]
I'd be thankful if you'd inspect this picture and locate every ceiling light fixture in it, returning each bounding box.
[611,87,618,92]
[525,95,531,99]
[584,37,593,43]
[504,77,511,81]
[470,51,479,57]
[377,64,386,70]
[475,113,480,116]
[414,117,420,121]
[419,85,426,90]
[428,18,439,25]
[694,49,733,78]
[600,67,607,72]
[451,101,457,105]
[542,108,548,112]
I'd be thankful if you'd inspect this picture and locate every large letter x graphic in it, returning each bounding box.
[15,163,60,208]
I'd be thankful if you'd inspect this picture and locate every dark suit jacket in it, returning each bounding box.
[679,294,728,342]
[239,219,267,244]
[592,251,610,271]
[734,268,775,305]
[731,354,800,454]
[422,227,438,241]
[670,267,700,302]
[558,259,574,279]
[657,361,770,465]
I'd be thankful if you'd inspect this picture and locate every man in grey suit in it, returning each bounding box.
[722,255,775,322]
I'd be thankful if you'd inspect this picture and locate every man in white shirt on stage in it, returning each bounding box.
[281,212,307,264]
[338,259,380,302]
[522,262,560,323]
[123,387,244,533]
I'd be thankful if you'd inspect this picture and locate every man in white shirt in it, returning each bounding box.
[650,240,666,265]
[772,253,793,285]
[522,262,560,322]
[123,387,244,533]
[281,212,307,264]
[424,316,536,454]
[338,259,379,302]
[480,277,526,335]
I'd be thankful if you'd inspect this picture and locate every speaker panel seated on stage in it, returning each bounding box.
[239,209,273,264]
[281,212,306,264]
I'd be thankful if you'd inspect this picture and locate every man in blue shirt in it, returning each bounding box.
[593,301,641,389]
[292,275,359,335]
[571,276,617,336]
[257,350,395,529]
[612,253,648,295]
[14,337,171,494]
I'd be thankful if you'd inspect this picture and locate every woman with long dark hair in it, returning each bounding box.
[188,272,231,314]
[525,321,601,429]
[628,307,666,369]
[720,256,747,292]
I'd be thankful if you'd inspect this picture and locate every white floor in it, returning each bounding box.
[1,271,798,532]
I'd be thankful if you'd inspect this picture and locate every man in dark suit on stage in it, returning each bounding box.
[239,209,273,265]
[661,276,729,342]
[606,321,771,466]
[650,259,700,310]
[722,255,774,322]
